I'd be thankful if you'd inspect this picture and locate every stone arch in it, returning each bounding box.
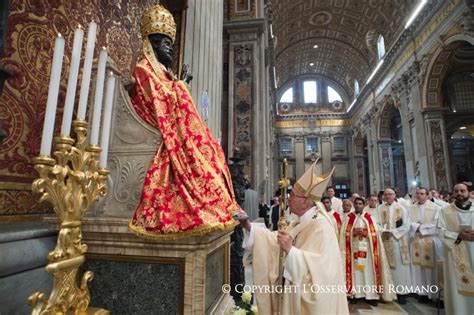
[422,34,474,108]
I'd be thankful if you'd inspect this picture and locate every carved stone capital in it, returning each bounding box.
[349,124,362,137]
[321,131,331,142]
[422,107,448,120]
[225,19,266,42]
[360,105,377,126]
[294,132,305,141]
[403,61,421,88]
[390,80,404,96]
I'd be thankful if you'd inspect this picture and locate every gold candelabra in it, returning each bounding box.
[28,120,109,315]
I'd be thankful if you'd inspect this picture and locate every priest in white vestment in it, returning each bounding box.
[437,183,474,315]
[409,188,442,301]
[365,195,382,229]
[340,197,395,306]
[327,186,343,214]
[377,188,412,304]
[342,199,354,219]
[322,196,342,238]
[238,162,349,314]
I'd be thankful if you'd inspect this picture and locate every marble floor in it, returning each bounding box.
[348,296,444,315]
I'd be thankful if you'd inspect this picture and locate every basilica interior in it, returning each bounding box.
[0,0,473,314]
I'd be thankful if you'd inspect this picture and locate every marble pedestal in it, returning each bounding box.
[44,216,235,315]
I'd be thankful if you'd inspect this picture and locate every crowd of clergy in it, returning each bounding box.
[244,182,474,314]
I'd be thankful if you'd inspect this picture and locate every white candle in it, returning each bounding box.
[60,25,84,137]
[99,72,116,168]
[89,47,107,145]
[40,34,65,156]
[77,21,97,120]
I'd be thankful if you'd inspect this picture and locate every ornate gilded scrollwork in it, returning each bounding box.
[29,120,109,315]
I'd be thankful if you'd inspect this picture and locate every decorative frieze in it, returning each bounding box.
[274,119,350,129]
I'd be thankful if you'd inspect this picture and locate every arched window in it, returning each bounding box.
[303,80,317,103]
[377,35,385,60]
[279,87,293,103]
[354,80,360,97]
[327,86,342,102]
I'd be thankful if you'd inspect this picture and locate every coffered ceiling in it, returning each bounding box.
[272,0,419,98]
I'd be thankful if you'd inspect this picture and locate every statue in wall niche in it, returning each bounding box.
[129,4,242,239]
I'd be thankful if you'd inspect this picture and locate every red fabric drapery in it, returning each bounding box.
[129,55,239,239]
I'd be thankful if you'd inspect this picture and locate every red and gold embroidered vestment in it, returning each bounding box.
[129,54,239,239]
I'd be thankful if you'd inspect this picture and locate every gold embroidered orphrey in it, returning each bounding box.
[379,204,410,268]
[443,205,474,296]
[410,202,436,269]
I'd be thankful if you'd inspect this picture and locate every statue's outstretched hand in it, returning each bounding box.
[233,212,251,231]
[180,64,193,84]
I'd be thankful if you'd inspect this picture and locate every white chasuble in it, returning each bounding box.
[377,201,412,289]
[340,211,395,302]
[437,203,474,315]
[409,200,441,298]
[243,206,349,314]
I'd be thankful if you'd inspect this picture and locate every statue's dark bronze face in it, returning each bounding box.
[148,33,173,68]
